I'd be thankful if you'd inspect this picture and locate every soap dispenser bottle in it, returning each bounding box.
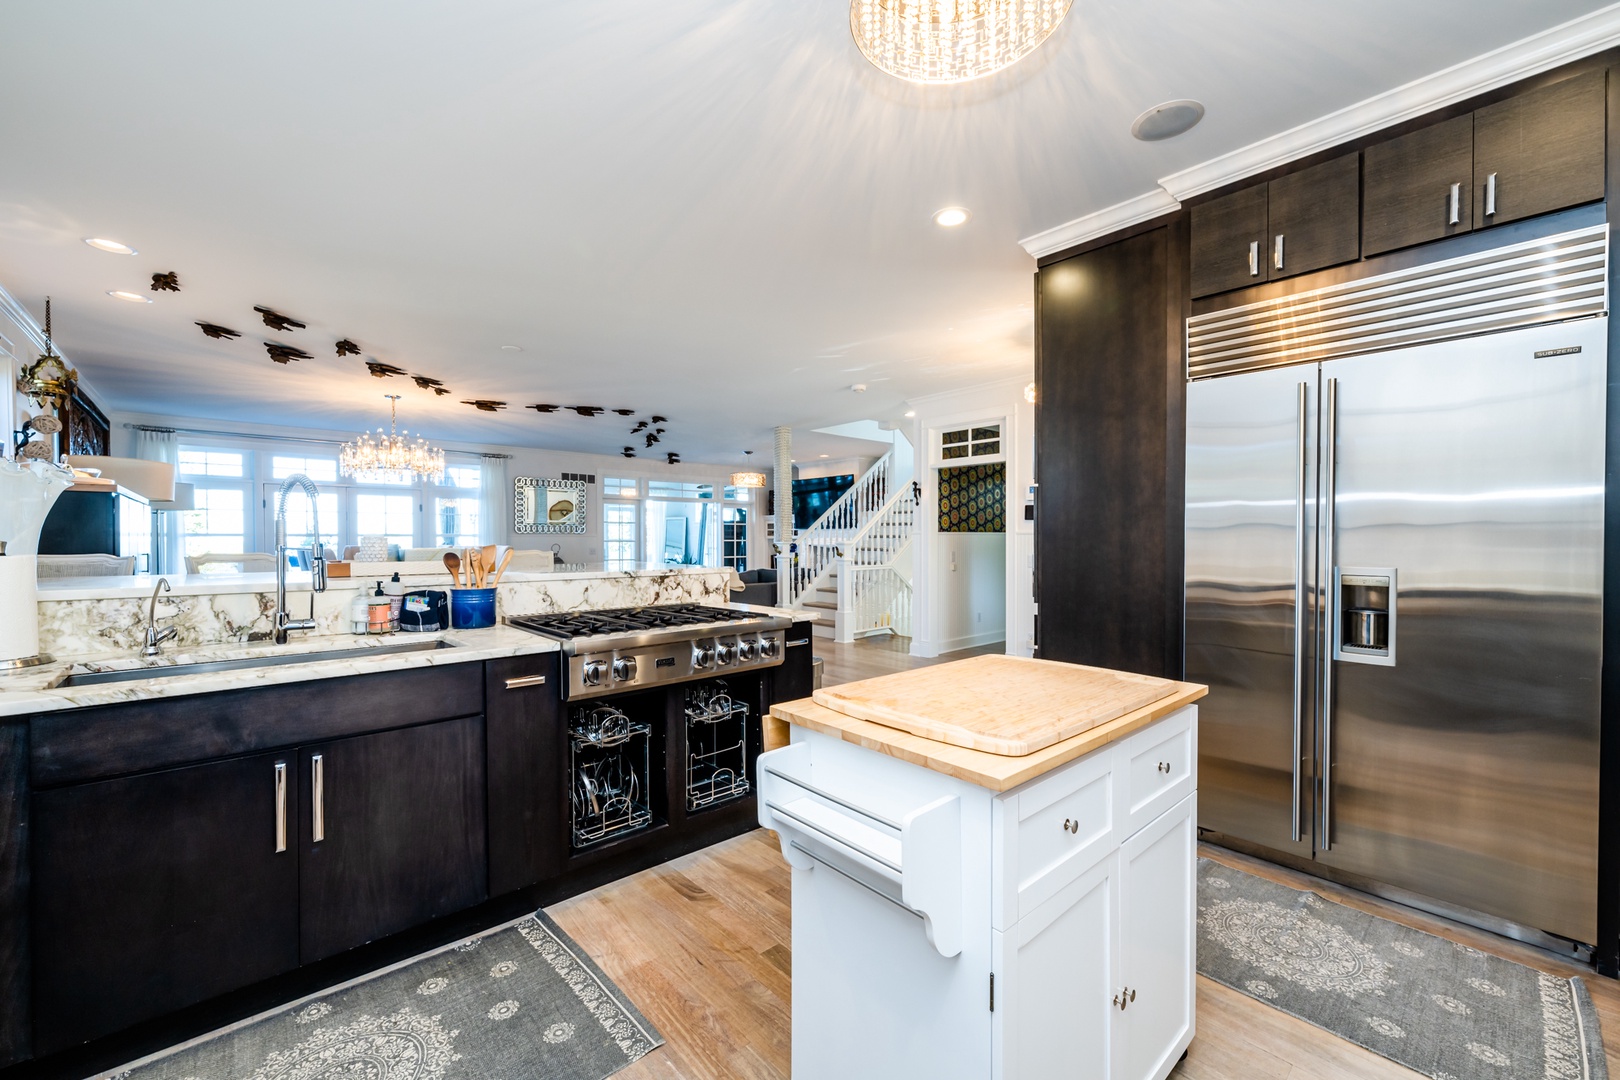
[368,582,392,634]
[350,587,369,635]
[384,572,406,631]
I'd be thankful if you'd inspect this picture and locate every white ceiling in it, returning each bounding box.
[0,1,1608,462]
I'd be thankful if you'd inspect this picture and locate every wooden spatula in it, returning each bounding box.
[482,545,498,587]
[489,547,515,586]
[468,547,484,588]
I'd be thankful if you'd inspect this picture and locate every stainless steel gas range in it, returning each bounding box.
[505,603,793,700]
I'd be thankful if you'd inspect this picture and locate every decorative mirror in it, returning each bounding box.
[514,476,587,534]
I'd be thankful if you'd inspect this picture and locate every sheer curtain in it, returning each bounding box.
[478,455,508,546]
[132,427,182,575]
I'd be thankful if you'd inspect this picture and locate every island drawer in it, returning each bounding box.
[995,747,1114,929]
[1116,705,1195,836]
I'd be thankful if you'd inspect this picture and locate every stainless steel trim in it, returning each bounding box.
[1186,225,1609,379]
[503,673,548,690]
[1274,234,1285,272]
[1486,172,1498,218]
[787,638,811,647]
[1292,380,1308,843]
[1448,182,1461,226]
[1320,378,1338,851]
[1248,240,1260,277]
[311,753,325,843]
[274,761,288,853]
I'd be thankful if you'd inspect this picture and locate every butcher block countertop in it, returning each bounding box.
[769,656,1206,792]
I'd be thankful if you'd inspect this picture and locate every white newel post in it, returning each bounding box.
[774,425,792,607]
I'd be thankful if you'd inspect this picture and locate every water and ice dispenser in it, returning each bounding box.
[1335,568,1397,666]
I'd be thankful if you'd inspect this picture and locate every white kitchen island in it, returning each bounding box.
[761,654,1207,1080]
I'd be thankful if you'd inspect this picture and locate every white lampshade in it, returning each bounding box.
[149,481,195,511]
[64,455,176,501]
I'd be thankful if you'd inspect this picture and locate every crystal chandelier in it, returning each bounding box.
[851,0,1073,84]
[340,394,445,484]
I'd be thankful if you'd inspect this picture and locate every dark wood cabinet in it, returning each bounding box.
[1190,153,1360,298]
[31,752,300,1054]
[1474,70,1606,229]
[1189,184,1268,297]
[1363,113,1474,256]
[299,716,487,963]
[485,653,565,897]
[1267,154,1361,279]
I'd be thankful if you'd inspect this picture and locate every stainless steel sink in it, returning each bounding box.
[58,639,460,687]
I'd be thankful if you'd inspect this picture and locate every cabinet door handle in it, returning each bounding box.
[1248,240,1260,277]
[1113,988,1127,1009]
[311,753,325,843]
[1157,761,1172,774]
[1485,172,1498,217]
[504,673,547,690]
[1063,817,1080,834]
[1273,234,1285,271]
[274,761,288,853]
[1448,182,1461,226]
[1128,987,1137,1003]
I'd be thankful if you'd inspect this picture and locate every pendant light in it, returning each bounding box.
[731,450,767,490]
[340,394,446,484]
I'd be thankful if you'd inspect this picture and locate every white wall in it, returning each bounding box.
[903,374,1034,658]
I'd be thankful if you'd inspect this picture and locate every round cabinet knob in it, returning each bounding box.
[759,636,780,659]
[612,657,637,683]
[582,660,607,686]
[716,642,737,666]
[692,643,716,669]
[737,638,759,662]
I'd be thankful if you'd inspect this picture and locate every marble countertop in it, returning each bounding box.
[0,625,558,719]
[37,563,728,601]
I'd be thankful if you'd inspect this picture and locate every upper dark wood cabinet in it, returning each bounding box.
[1267,153,1361,279]
[299,715,488,963]
[486,653,565,897]
[1474,70,1606,229]
[1190,183,1268,297]
[31,752,301,1055]
[1363,113,1475,256]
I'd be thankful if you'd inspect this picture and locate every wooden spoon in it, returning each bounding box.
[489,548,515,586]
[443,550,462,587]
[468,547,484,588]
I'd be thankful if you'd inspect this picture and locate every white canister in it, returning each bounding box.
[0,555,42,663]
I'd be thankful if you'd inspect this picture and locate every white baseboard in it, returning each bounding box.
[911,630,1006,658]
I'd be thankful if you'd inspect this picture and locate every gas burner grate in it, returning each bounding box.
[508,603,762,641]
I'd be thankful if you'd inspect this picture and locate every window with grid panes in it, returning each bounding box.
[434,466,482,548]
[179,448,251,562]
[722,506,747,570]
[939,423,1002,460]
[603,501,639,570]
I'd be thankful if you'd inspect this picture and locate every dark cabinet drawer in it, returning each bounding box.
[1267,153,1361,279]
[1363,113,1474,256]
[1190,184,1269,297]
[32,752,300,1054]
[1474,69,1605,229]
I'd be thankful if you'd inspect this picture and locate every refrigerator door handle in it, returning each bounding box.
[1321,377,1338,850]
[1292,381,1308,843]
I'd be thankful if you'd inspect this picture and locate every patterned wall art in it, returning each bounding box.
[937,463,1006,533]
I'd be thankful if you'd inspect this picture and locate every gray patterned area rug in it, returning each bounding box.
[102,910,662,1080]
[1198,859,1607,1080]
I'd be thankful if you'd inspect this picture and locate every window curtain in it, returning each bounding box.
[478,455,508,546]
[132,427,182,575]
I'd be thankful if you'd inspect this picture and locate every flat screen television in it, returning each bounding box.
[792,474,854,531]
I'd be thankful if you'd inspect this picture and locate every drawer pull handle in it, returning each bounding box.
[274,761,288,853]
[1157,761,1171,774]
[1062,818,1080,835]
[504,673,547,690]
[312,753,325,843]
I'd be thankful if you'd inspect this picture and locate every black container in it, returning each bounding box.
[398,590,449,632]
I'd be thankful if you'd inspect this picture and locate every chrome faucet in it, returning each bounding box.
[274,474,327,645]
[141,576,178,656]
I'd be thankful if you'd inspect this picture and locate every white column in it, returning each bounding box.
[774,426,792,607]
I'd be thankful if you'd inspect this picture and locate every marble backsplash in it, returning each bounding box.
[37,568,733,659]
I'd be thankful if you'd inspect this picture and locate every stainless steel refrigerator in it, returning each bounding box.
[1185,226,1608,948]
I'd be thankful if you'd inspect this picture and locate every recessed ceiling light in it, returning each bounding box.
[107,290,152,303]
[904,410,916,418]
[499,344,523,351]
[1131,99,1206,142]
[933,207,971,228]
[851,383,868,392]
[85,238,137,255]
[820,454,830,458]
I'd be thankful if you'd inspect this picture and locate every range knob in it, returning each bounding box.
[759,635,781,659]
[692,642,716,669]
[581,659,607,686]
[737,638,759,662]
[611,656,637,683]
[716,641,737,666]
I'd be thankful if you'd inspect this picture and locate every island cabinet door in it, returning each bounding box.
[299,715,488,963]
[30,752,300,1055]
[1113,793,1196,1080]
[992,853,1119,1080]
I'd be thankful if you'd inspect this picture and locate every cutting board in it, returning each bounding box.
[810,654,1180,757]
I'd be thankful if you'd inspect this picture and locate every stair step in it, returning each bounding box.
[800,600,836,611]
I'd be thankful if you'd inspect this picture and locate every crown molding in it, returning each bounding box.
[0,283,50,355]
[1161,3,1620,200]
[1020,3,1620,258]
[1018,188,1181,258]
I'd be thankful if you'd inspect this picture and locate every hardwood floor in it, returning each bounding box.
[544,636,1620,1080]
[816,634,1005,687]
[549,831,1620,1080]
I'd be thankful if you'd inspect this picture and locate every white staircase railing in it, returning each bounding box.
[786,449,903,608]
[840,565,913,640]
